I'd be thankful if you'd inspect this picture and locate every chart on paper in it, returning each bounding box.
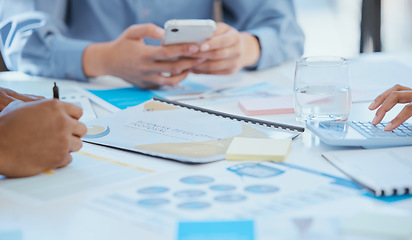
[0,143,183,201]
[89,161,364,231]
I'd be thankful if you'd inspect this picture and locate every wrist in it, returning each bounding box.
[240,32,261,68]
[82,42,112,77]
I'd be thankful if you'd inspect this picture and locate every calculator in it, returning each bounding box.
[306,121,412,147]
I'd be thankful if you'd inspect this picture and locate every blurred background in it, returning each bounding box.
[1,0,411,71]
[295,0,412,57]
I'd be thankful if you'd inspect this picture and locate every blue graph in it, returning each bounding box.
[137,186,169,194]
[180,176,214,184]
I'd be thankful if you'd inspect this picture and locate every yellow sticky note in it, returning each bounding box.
[226,137,291,161]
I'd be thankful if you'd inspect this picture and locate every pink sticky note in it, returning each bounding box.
[238,95,294,116]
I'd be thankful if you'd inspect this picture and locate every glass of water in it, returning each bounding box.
[294,56,351,123]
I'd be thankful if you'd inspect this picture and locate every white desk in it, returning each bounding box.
[1,52,412,240]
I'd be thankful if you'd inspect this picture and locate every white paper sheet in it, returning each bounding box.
[0,143,186,202]
[323,146,412,196]
[83,99,299,163]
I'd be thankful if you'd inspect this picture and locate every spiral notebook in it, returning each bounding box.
[83,97,304,163]
[322,146,412,197]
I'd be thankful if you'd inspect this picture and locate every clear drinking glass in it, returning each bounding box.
[294,56,351,123]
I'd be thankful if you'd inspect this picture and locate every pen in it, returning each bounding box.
[53,82,59,99]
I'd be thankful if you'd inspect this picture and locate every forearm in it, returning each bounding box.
[247,27,304,70]
[83,42,112,78]
[240,32,261,68]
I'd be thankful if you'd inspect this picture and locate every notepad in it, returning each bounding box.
[322,146,412,196]
[83,98,303,163]
[226,137,292,161]
[238,95,294,116]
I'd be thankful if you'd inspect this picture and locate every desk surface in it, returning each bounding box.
[1,52,412,240]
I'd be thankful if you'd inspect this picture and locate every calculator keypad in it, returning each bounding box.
[350,121,412,138]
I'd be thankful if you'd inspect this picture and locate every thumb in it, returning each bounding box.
[123,23,164,40]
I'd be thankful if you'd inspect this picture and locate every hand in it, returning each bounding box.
[369,84,412,131]
[0,99,87,177]
[83,23,205,89]
[0,87,44,111]
[190,22,261,75]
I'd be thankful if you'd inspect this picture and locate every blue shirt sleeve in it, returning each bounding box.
[0,0,304,80]
[0,5,91,81]
[222,0,305,70]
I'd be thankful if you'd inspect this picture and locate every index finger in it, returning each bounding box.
[384,104,412,131]
[199,27,238,52]
[4,88,44,102]
[372,90,412,125]
[369,84,411,110]
[123,23,164,40]
[61,102,83,120]
[149,44,200,60]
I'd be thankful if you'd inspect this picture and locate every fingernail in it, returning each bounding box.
[197,58,206,63]
[384,122,393,131]
[200,44,210,52]
[371,115,378,125]
[189,45,199,53]
[368,100,376,110]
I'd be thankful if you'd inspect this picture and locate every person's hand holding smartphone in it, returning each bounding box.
[83,23,205,89]
[190,22,261,75]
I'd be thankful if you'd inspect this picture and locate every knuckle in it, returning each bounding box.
[78,107,84,117]
[138,63,151,73]
[394,84,403,89]
[78,140,84,150]
[56,150,69,163]
[146,23,157,30]
[162,49,174,59]
[233,50,241,58]
[140,50,152,60]
[204,62,214,72]
[58,154,72,168]
[169,64,181,73]
[211,50,221,58]
[57,116,70,129]
[391,91,402,99]
[47,99,61,110]
[233,49,242,59]
[72,139,83,152]
[375,108,385,115]
[162,49,173,59]
[404,104,412,111]
[375,94,383,100]
[80,123,88,137]
[60,135,70,147]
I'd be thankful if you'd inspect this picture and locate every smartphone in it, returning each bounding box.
[163,19,216,45]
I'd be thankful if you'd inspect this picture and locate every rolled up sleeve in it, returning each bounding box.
[48,36,91,80]
[0,13,91,81]
[224,0,305,70]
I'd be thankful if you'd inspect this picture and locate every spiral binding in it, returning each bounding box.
[153,97,305,135]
